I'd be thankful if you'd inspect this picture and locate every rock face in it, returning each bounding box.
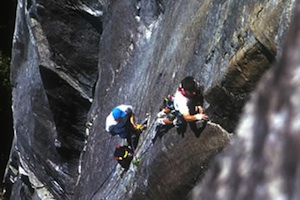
[2,0,296,199]
[191,1,300,199]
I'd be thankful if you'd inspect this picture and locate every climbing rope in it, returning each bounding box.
[88,135,119,200]
[132,115,157,163]
[88,163,118,200]
[88,114,154,199]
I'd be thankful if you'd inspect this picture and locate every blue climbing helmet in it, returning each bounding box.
[112,107,126,119]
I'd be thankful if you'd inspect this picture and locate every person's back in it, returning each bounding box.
[105,104,134,137]
[106,104,146,149]
[174,88,190,115]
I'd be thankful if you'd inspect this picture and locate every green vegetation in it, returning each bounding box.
[132,158,141,166]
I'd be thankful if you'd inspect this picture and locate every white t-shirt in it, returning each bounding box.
[105,105,133,132]
[173,90,189,115]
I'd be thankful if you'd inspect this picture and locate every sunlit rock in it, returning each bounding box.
[191,1,300,199]
[3,0,296,199]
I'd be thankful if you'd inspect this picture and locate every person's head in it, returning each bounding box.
[112,107,126,121]
[179,76,199,97]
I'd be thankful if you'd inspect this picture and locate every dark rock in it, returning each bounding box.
[191,1,300,199]
[4,0,101,199]
[3,0,296,199]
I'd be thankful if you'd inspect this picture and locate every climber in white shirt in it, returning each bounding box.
[173,76,209,122]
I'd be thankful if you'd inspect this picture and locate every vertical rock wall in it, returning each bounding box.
[192,1,300,199]
[3,0,296,199]
[4,0,102,199]
[77,0,295,199]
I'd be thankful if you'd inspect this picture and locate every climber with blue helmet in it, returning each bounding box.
[106,105,146,149]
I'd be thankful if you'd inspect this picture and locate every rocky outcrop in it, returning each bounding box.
[2,0,296,199]
[191,1,300,199]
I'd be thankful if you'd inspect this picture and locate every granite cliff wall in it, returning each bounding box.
[192,1,300,199]
[2,0,296,199]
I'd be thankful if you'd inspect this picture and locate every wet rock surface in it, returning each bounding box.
[2,0,296,199]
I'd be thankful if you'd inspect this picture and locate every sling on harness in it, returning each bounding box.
[114,114,149,170]
[114,145,134,170]
[153,95,185,143]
